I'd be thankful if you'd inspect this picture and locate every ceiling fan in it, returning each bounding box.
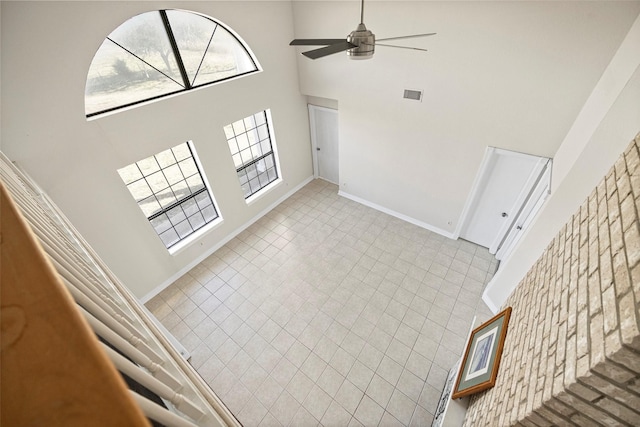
[290,0,436,60]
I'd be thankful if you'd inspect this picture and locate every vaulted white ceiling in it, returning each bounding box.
[291,1,640,234]
[1,1,638,301]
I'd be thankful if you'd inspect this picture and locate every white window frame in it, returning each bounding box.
[117,141,223,253]
[223,109,282,203]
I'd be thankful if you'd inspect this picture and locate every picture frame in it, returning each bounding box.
[452,307,512,399]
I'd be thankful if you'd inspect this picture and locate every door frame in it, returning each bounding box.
[308,104,338,183]
[455,147,550,253]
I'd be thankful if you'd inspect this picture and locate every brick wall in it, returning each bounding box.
[464,133,640,426]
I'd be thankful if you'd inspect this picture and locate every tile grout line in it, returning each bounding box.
[148,179,498,426]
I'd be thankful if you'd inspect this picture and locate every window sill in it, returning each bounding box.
[244,178,283,206]
[168,217,224,256]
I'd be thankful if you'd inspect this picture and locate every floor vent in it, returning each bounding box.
[403,89,423,101]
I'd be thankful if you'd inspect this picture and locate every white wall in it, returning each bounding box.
[1,1,313,298]
[483,14,640,311]
[292,1,640,235]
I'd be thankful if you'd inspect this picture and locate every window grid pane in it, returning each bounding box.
[224,110,279,199]
[118,142,219,249]
[85,9,259,117]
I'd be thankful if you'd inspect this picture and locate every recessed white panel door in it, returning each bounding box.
[496,161,552,261]
[308,105,339,184]
[461,148,550,252]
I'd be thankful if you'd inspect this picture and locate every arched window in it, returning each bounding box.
[85,10,260,117]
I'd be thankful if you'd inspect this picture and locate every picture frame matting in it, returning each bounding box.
[451,306,512,399]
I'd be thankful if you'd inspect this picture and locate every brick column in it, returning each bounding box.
[464,133,640,426]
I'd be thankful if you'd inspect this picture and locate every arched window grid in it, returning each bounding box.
[85,9,261,118]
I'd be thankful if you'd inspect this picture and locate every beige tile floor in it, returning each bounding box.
[147,179,497,426]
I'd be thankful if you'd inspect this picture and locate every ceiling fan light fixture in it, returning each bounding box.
[288,0,435,60]
[347,23,375,59]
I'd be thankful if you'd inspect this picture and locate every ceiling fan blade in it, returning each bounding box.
[377,33,437,42]
[290,39,346,46]
[373,43,429,52]
[301,41,357,59]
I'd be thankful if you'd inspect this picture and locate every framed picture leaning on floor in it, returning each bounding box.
[452,307,512,399]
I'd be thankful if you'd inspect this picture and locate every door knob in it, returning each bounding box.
[316,147,321,151]
[501,212,508,218]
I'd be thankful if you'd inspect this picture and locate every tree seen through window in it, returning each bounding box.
[85,10,259,117]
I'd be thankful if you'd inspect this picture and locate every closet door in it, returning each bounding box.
[460,147,550,254]
[495,162,552,261]
[308,104,339,184]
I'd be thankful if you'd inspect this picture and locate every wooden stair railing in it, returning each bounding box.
[0,151,240,427]
[1,181,150,426]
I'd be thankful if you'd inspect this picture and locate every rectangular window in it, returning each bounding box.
[118,142,219,249]
[224,110,280,199]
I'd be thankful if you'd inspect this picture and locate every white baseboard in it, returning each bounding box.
[140,175,315,303]
[481,283,500,314]
[337,190,456,240]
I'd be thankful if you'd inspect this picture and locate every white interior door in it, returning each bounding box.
[495,161,552,261]
[460,147,550,253]
[308,105,339,184]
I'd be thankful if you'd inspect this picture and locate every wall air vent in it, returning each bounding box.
[403,89,423,101]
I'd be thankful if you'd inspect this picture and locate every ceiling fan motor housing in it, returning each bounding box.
[347,23,375,59]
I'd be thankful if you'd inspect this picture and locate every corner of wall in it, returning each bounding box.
[465,133,640,426]
[337,189,456,240]
[482,13,640,311]
[140,174,314,303]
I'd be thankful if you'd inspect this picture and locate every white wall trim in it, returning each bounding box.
[307,104,321,180]
[338,190,456,240]
[481,286,500,314]
[140,175,314,303]
[453,146,495,239]
[308,104,339,183]
[308,105,339,114]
